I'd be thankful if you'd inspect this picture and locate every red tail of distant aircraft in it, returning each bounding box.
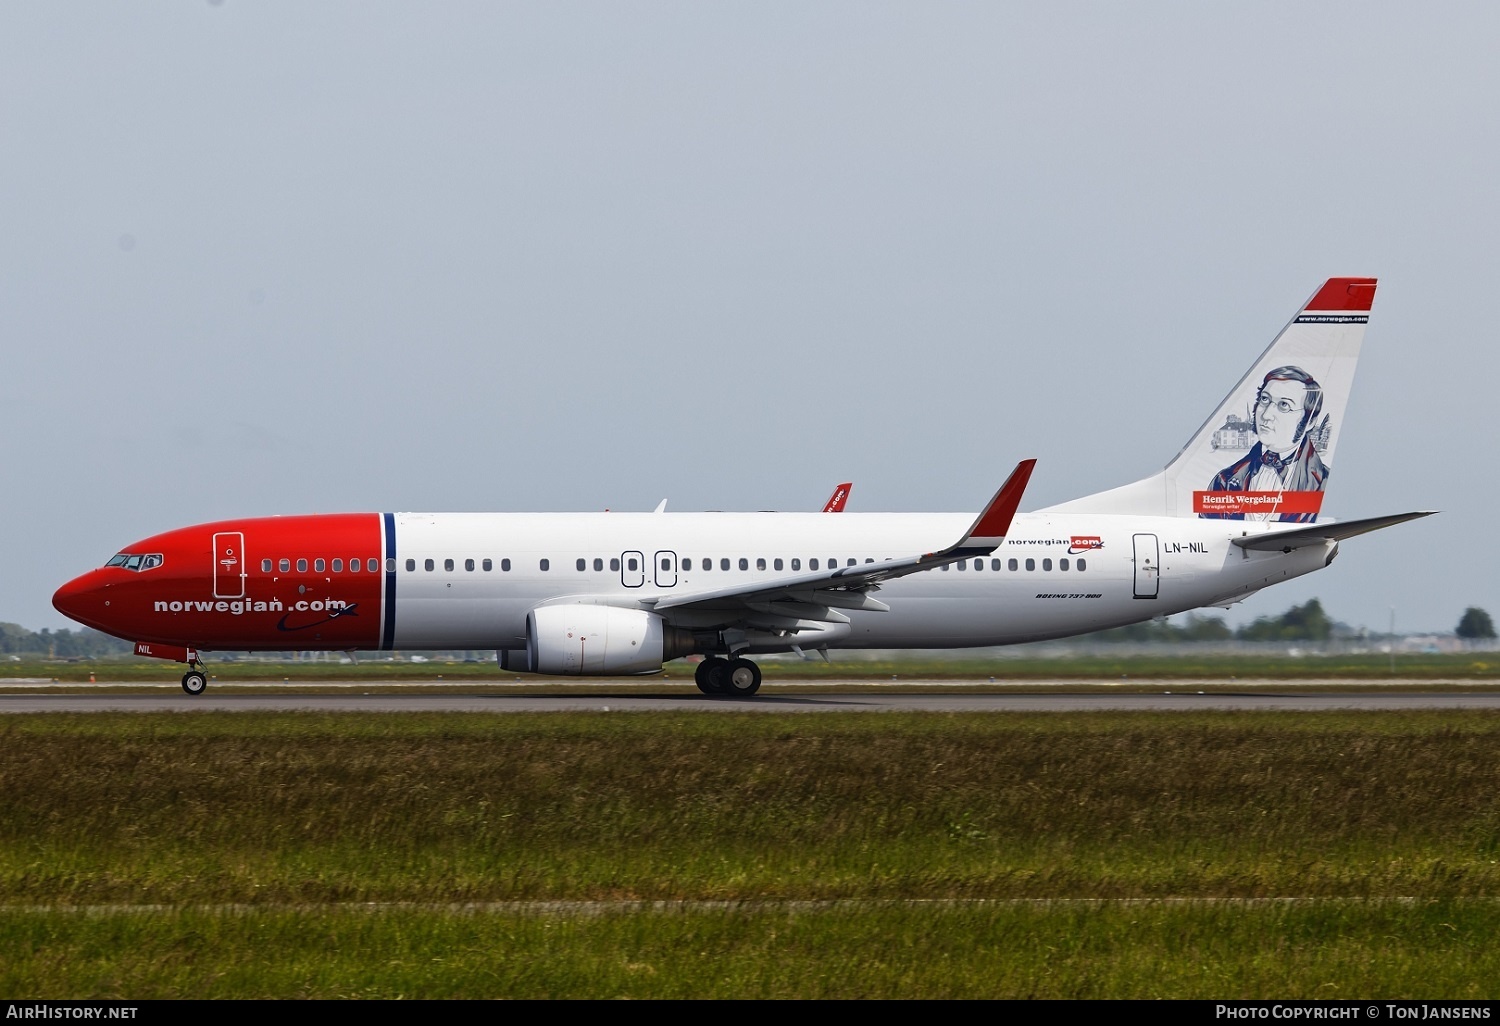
[822,483,852,513]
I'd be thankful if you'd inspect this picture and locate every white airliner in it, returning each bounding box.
[52,277,1432,695]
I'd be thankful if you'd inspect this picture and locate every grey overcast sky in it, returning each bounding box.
[2,2,1492,636]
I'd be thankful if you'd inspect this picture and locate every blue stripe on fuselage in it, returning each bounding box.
[382,513,397,650]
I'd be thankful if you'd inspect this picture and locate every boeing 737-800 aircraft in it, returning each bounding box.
[53,277,1432,695]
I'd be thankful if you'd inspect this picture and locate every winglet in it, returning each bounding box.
[960,459,1036,548]
[822,483,853,513]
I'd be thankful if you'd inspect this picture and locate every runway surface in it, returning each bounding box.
[4,682,1500,713]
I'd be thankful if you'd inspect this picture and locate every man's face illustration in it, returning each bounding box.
[1255,378,1306,451]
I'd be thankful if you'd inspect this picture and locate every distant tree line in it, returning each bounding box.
[1457,607,1497,640]
[1088,599,1342,644]
[1088,600,1497,644]
[0,623,133,658]
[1085,612,1236,644]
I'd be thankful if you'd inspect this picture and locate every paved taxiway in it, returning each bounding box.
[4,682,1500,713]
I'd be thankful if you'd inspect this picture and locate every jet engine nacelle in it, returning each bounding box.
[499,604,695,675]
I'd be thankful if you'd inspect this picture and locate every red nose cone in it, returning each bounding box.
[53,571,108,632]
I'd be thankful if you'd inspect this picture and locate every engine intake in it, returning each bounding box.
[499,605,695,675]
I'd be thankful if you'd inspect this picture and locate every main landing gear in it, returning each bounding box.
[693,656,763,697]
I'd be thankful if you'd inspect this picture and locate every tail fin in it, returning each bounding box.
[1045,277,1376,522]
[822,483,852,513]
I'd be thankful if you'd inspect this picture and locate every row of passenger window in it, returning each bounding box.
[945,557,1088,572]
[262,554,1090,575]
[262,557,385,574]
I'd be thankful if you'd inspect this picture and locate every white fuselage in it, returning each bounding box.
[387,511,1331,651]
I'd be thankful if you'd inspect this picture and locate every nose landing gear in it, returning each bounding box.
[181,660,208,696]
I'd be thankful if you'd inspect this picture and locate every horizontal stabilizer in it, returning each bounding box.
[1231,511,1437,552]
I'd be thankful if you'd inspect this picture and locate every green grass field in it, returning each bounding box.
[3,711,1499,997]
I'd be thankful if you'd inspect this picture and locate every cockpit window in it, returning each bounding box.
[106,552,164,572]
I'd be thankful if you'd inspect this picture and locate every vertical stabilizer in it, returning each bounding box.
[1045,277,1376,521]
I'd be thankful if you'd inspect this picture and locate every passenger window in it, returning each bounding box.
[425,559,435,571]
[369,559,379,573]
[756,558,766,570]
[577,558,587,571]
[847,558,856,567]
[540,559,549,571]
[314,559,326,573]
[774,558,784,571]
[332,559,343,573]
[594,558,604,571]
[661,557,671,571]
[1060,558,1069,571]
[991,559,1000,571]
[628,557,639,572]
[720,558,730,571]
[957,560,965,571]
[385,558,395,573]
[810,559,819,571]
[262,559,273,573]
[1042,558,1052,571]
[279,559,290,572]
[465,558,475,571]
[738,558,749,571]
[1025,558,1035,571]
[501,558,511,571]
[406,559,416,572]
[683,558,694,571]
[482,558,493,571]
[1008,558,1018,571]
[610,558,620,571]
[1077,558,1087,572]
[297,559,308,573]
[792,558,801,571]
[444,558,454,571]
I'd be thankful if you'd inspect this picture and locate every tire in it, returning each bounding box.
[181,670,207,696]
[695,657,728,695]
[725,658,761,696]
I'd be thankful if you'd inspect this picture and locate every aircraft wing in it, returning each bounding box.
[644,460,1035,628]
[1230,510,1437,551]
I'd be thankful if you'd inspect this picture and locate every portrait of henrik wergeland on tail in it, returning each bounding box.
[1201,365,1331,522]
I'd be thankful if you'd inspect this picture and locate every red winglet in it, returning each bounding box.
[822,483,852,513]
[966,459,1036,543]
[1305,277,1378,312]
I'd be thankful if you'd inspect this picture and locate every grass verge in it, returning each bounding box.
[3,710,1499,997]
